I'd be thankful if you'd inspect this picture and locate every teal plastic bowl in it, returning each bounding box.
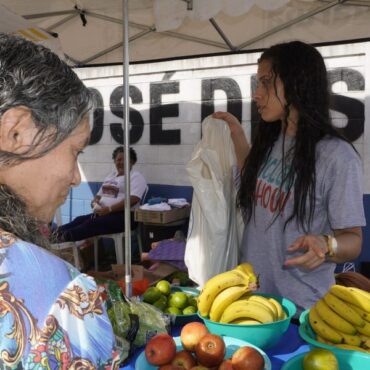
[199,293,297,349]
[135,335,272,370]
[299,309,370,362]
[170,286,201,326]
[282,350,370,370]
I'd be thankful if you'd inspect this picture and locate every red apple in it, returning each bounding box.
[145,333,177,366]
[218,358,233,370]
[159,365,184,370]
[180,321,208,352]
[171,350,197,369]
[189,366,217,370]
[231,346,265,370]
[195,333,225,367]
[181,322,209,352]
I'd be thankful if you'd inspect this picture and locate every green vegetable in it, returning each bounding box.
[107,301,131,339]
[128,300,168,347]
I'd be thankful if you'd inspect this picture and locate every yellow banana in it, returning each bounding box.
[339,332,362,346]
[230,318,262,325]
[350,287,370,300]
[316,335,334,345]
[234,262,258,284]
[209,285,249,322]
[239,292,252,300]
[347,302,370,322]
[220,299,275,324]
[198,269,250,317]
[334,344,369,353]
[330,285,370,313]
[315,299,357,335]
[268,297,286,321]
[309,306,343,344]
[356,321,370,336]
[359,334,370,349]
[330,285,370,312]
[323,292,365,327]
[243,295,278,321]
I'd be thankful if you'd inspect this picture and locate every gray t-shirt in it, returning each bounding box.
[241,134,366,313]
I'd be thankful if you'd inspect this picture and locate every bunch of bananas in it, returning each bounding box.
[309,284,370,353]
[198,263,286,324]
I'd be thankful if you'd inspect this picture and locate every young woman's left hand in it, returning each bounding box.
[284,234,328,270]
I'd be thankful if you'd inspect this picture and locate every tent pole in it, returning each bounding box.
[123,0,132,297]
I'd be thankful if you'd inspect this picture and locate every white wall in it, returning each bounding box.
[75,41,369,192]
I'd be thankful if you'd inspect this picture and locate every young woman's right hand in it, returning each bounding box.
[212,111,250,170]
[212,111,244,136]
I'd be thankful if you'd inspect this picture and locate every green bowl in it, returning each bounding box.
[199,293,297,349]
[282,350,370,370]
[299,309,370,362]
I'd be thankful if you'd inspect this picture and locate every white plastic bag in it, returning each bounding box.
[185,116,244,287]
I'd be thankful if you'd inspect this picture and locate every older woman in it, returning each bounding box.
[0,34,121,367]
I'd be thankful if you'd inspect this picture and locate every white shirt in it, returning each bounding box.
[96,170,147,209]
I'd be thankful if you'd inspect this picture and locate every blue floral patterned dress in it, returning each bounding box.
[0,229,122,369]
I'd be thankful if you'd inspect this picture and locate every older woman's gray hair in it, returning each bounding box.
[0,33,93,166]
[0,33,93,247]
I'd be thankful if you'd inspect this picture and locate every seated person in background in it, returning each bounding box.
[56,146,147,242]
[0,34,121,367]
[142,230,187,271]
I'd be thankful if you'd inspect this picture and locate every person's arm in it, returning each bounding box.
[94,195,140,216]
[52,273,123,365]
[212,111,250,170]
[331,227,362,262]
[284,227,362,270]
[285,141,364,271]
[92,175,109,208]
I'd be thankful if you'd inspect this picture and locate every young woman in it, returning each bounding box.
[0,33,121,367]
[214,41,365,313]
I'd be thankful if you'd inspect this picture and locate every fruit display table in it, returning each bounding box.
[119,321,309,369]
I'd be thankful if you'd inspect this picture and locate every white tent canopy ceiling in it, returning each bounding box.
[0,0,369,66]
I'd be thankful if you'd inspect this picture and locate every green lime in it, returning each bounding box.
[182,306,197,315]
[170,271,190,286]
[188,296,198,308]
[303,348,339,370]
[153,296,167,311]
[156,280,171,296]
[168,291,188,310]
[164,306,182,315]
[142,287,161,304]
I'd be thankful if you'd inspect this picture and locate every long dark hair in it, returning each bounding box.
[238,41,346,231]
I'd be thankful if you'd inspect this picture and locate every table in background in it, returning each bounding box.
[120,323,309,370]
[139,219,189,252]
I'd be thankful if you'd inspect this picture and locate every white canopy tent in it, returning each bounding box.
[0,0,369,66]
[1,0,369,295]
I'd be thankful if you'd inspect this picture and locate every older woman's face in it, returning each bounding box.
[1,116,90,222]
